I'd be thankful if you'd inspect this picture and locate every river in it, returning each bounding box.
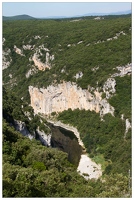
[48,120,102,180]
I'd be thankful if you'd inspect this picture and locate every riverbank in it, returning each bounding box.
[77,154,102,180]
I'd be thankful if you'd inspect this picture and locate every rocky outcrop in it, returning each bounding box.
[120,115,131,139]
[25,68,37,78]
[29,81,114,116]
[125,119,131,134]
[31,45,54,71]
[36,127,51,146]
[124,119,131,139]
[14,120,52,146]
[103,78,116,99]
[2,48,12,70]
[112,63,132,77]
[33,35,41,39]
[3,38,5,45]
[14,120,35,140]
[14,45,24,56]
[23,44,35,50]
[74,71,83,80]
[94,16,104,20]
[32,53,50,71]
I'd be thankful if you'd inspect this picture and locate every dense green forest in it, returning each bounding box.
[2,14,131,197]
[3,88,131,197]
[3,14,131,98]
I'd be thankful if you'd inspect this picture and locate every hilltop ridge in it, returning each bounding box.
[3,10,131,20]
[3,14,36,20]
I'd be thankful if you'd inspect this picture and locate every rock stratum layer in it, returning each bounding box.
[29,81,114,116]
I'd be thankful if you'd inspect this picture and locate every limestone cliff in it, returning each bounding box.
[29,81,114,116]
[14,119,52,146]
[36,127,51,146]
[14,120,35,140]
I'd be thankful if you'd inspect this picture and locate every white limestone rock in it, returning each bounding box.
[14,120,35,140]
[34,35,41,39]
[75,71,83,80]
[2,48,12,70]
[36,127,51,146]
[77,41,83,44]
[103,78,116,99]
[26,68,37,78]
[14,45,24,56]
[112,63,132,77]
[9,74,12,78]
[32,53,50,71]
[124,119,131,138]
[31,45,54,71]
[23,44,35,50]
[29,81,114,116]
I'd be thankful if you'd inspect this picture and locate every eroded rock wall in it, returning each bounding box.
[14,120,35,140]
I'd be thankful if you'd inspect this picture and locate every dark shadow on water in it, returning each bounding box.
[49,123,82,166]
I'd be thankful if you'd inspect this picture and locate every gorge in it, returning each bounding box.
[48,120,102,180]
[2,14,131,197]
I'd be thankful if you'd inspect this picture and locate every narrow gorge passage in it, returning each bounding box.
[48,121,102,179]
[49,123,82,166]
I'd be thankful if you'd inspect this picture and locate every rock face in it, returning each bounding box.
[112,63,132,77]
[36,127,51,146]
[29,81,114,116]
[32,53,51,71]
[2,48,12,70]
[23,44,35,50]
[14,45,24,56]
[103,78,116,99]
[25,68,37,78]
[14,120,52,146]
[124,119,131,138]
[31,44,54,71]
[74,71,83,80]
[14,120,35,140]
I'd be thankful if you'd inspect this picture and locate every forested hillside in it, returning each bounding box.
[2,14,131,197]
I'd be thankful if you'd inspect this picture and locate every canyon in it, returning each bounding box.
[47,119,102,179]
